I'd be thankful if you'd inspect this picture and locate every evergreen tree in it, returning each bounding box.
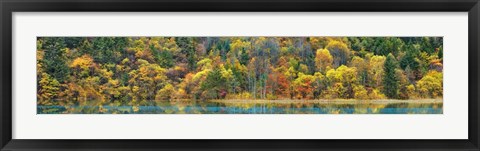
[158,50,174,68]
[437,47,443,59]
[240,48,250,65]
[176,37,197,70]
[40,37,70,82]
[383,53,399,98]
[200,68,227,99]
[400,45,420,70]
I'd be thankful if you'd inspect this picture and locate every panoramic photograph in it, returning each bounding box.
[37,37,443,114]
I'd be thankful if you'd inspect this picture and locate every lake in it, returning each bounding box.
[37,100,443,114]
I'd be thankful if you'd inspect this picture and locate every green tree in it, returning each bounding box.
[39,37,70,82]
[176,37,197,70]
[200,68,227,99]
[383,53,399,98]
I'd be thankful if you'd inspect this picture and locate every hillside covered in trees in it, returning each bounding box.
[37,37,443,107]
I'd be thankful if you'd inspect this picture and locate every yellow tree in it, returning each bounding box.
[313,72,326,99]
[70,54,95,77]
[229,39,251,65]
[68,54,108,105]
[326,65,358,98]
[155,83,175,102]
[293,73,316,99]
[315,49,333,73]
[416,70,443,98]
[38,73,61,105]
[325,40,350,68]
[349,56,367,85]
[367,54,386,88]
[128,59,167,105]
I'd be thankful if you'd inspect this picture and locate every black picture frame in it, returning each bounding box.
[1,0,479,150]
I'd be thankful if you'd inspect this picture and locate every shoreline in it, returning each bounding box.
[208,99,443,104]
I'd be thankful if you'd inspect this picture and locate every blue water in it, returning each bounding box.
[37,101,443,114]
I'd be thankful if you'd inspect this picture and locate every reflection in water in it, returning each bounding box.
[37,100,443,114]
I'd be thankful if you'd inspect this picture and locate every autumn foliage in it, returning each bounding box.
[37,37,443,106]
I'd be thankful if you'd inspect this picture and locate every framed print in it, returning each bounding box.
[1,0,480,151]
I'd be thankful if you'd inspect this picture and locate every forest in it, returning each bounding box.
[37,37,443,107]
